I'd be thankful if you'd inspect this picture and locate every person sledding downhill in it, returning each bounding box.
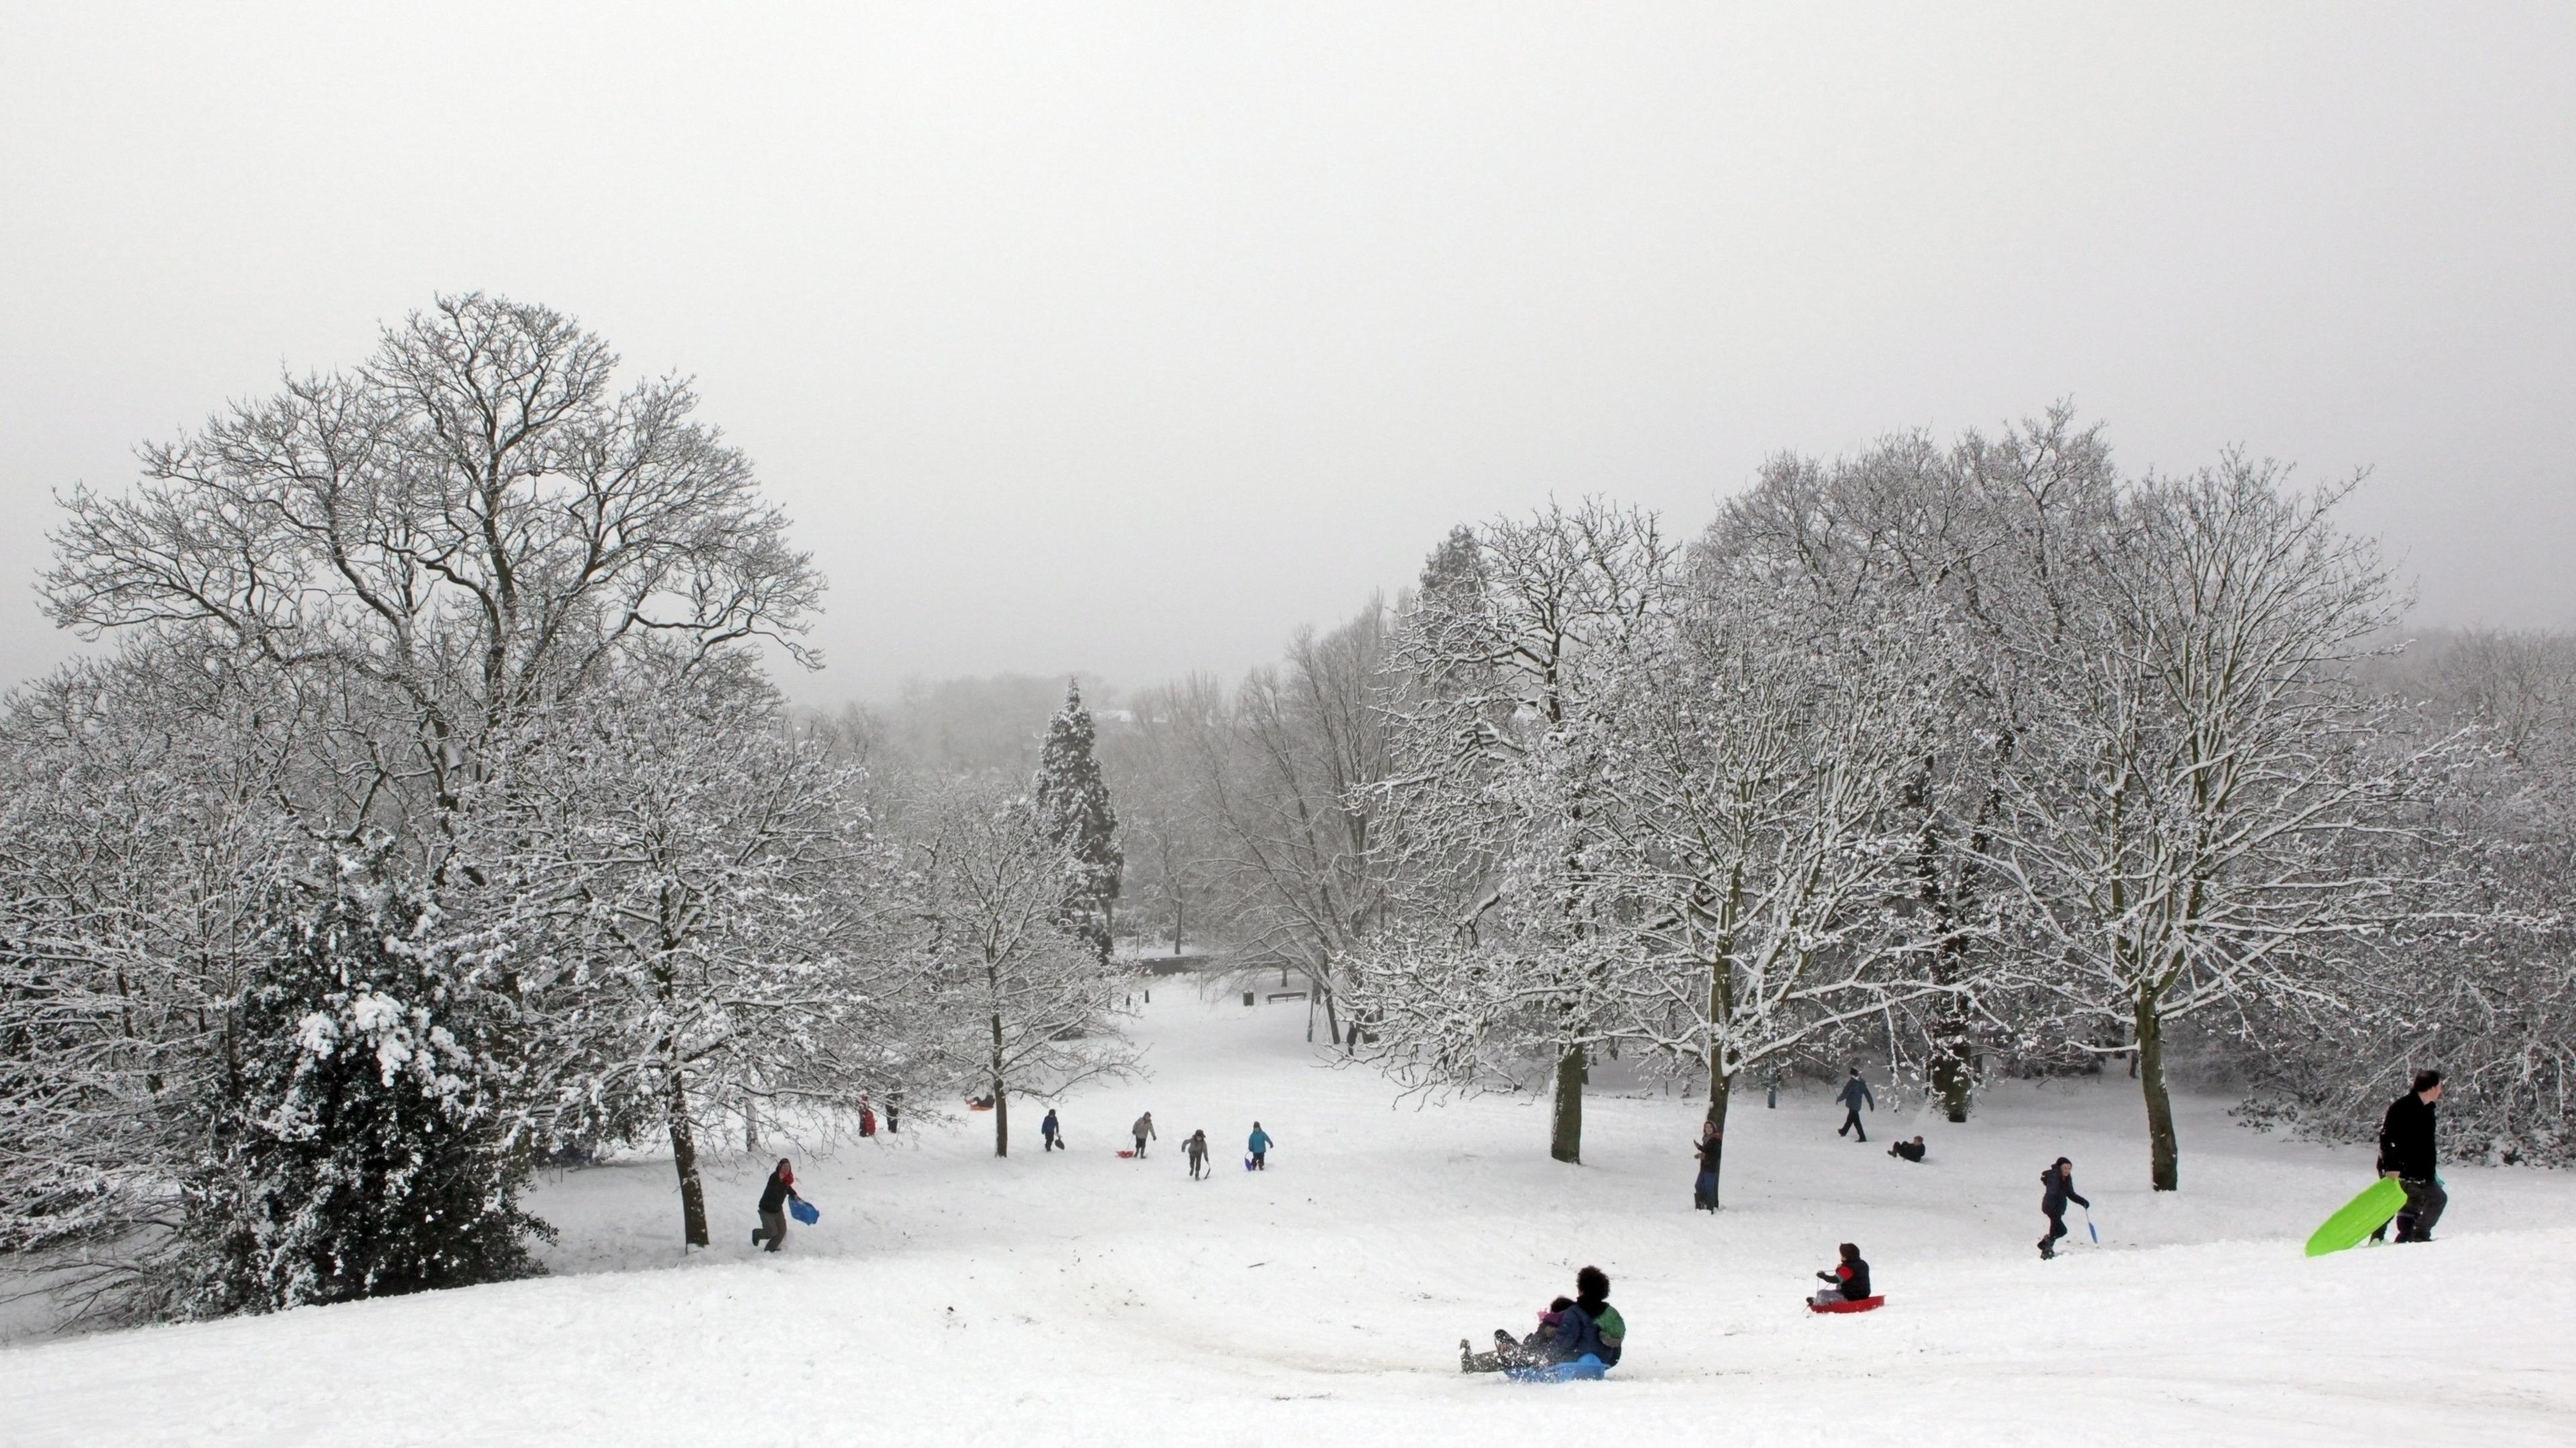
[2037,1157,2089,1259]
[1809,1242,1872,1308]
[1835,1067,1874,1142]
[1460,1266,1623,1377]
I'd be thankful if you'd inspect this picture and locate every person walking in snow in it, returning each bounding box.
[1040,1106,1063,1152]
[1811,1242,1872,1306]
[1691,1120,1723,1211]
[753,1158,804,1253]
[1835,1067,1875,1142]
[1247,1121,1273,1170]
[1185,1129,1211,1180]
[1132,1111,1157,1158]
[2037,1156,2089,1259]
[2375,1068,2447,1243]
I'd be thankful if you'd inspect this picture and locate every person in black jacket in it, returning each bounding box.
[2038,1157,2088,1260]
[1691,1121,1723,1212]
[2375,1069,2447,1243]
[753,1158,803,1253]
[1811,1242,1872,1306]
[1888,1135,1926,1163]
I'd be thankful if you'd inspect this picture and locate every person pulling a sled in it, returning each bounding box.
[2375,1068,2447,1243]
[1247,1121,1273,1170]
[1132,1111,1157,1158]
[1888,1135,1926,1163]
[1185,1129,1211,1180]
[2038,1157,2089,1259]
[1041,1107,1064,1152]
[1691,1120,1723,1211]
[1835,1067,1874,1142]
[754,1158,804,1253]
[1810,1242,1872,1307]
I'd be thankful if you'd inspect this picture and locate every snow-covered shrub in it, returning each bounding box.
[177,865,550,1317]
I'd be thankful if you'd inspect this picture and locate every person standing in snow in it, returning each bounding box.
[1132,1111,1157,1158]
[887,1091,902,1135]
[1185,1129,1211,1180]
[858,1093,877,1137]
[1041,1107,1063,1152]
[1691,1120,1723,1211]
[1835,1067,1874,1142]
[1766,1066,1780,1109]
[1246,1121,1273,1170]
[2375,1069,2447,1243]
[2037,1156,2089,1259]
[753,1158,803,1253]
[1811,1242,1872,1306]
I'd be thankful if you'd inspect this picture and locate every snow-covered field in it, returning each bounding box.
[3,990,2569,1447]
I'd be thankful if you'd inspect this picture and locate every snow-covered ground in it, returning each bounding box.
[3,989,2568,1446]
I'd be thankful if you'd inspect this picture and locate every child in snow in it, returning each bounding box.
[1185,1129,1211,1179]
[1459,1266,1623,1372]
[2038,1157,2090,1259]
[753,1158,804,1253]
[858,1093,877,1137]
[1811,1243,1872,1306]
[1691,1121,1723,1211]
[1888,1136,1927,1163]
[1132,1111,1157,1158]
[1836,1067,1874,1142]
[1041,1107,1063,1152]
[1247,1121,1273,1169]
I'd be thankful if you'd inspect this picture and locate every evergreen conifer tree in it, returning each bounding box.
[179,861,551,1316]
[1033,681,1124,960]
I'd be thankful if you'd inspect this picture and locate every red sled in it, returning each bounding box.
[1809,1295,1886,1315]
[1116,1149,1138,1159]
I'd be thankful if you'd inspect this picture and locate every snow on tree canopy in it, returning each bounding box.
[1034,681,1123,960]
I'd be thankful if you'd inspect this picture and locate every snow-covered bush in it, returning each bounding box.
[176,865,549,1317]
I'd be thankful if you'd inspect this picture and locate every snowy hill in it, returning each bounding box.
[3,994,2569,1447]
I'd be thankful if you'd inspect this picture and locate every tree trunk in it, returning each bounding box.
[1702,1064,1735,1209]
[990,1003,1010,1158]
[1929,993,1974,1123]
[2136,993,2178,1192]
[667,1073,710,1247]
[1550,1042,1585,1164]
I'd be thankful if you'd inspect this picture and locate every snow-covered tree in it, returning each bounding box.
[1354,502,1674,1163]
[489,653,911,1247]
[178,860,549,1316]
[1034,681,1123,960]
[906,782,1140,1157]
[1981,460,2432,1191]
[1573,560,1951,1205]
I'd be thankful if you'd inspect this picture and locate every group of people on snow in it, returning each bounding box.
[1461,1266,1626,1375]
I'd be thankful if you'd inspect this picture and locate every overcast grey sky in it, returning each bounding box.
[4,3,2571,704]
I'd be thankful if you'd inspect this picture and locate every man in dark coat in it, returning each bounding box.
[1835,1068,1874,1142]
[2377,1069,2447,1243]
[1691,1123,1723,1211]
[2038,1156,2089,1259]
[753,1158,802,1253]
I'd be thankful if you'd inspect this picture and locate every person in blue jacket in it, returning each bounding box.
[1247,1121,1273,1170]
[1835,1067,1875,1142]
[1040,1107,1063,1152]
[2038,1157,2090,1260]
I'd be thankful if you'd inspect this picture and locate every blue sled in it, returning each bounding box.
[1504,1355,1607,1384]
[789,1199,820,1225]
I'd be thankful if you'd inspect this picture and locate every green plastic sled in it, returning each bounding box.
[2305,1177,2409,1257]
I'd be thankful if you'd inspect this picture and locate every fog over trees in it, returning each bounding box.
[5,299,2569,1330]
